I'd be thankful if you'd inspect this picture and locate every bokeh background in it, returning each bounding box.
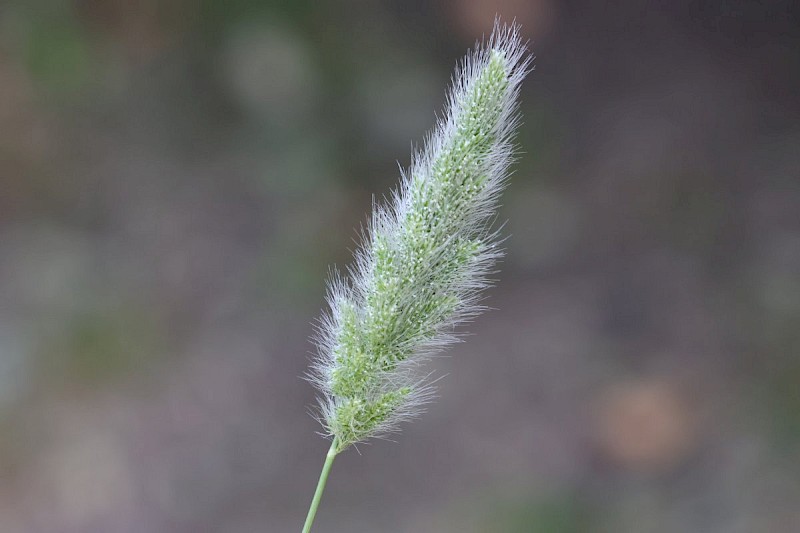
[1,1,799,531]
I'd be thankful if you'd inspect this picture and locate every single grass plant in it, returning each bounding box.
[302,21,531,532]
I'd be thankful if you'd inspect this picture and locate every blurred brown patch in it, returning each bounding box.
[594,378,696,472]
[75,0,191,62]
[444,0,556,41]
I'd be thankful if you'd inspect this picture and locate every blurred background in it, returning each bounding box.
[1,1,799,531]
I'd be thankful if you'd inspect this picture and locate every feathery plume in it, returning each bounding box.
[309,22,530,453]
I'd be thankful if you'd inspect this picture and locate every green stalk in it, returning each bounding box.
[301,438,338,533]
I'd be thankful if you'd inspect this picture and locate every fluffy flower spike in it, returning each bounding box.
[309,21,530,452]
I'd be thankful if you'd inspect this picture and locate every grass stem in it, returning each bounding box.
[302,438,338,533]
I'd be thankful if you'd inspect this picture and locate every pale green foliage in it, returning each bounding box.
[310,24,529,453]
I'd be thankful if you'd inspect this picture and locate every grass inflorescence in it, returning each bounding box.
[302,20,530,532]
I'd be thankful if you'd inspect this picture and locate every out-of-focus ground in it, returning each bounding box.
[1,1,799,532]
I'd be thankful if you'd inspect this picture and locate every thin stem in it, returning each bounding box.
[302,438,338,533]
